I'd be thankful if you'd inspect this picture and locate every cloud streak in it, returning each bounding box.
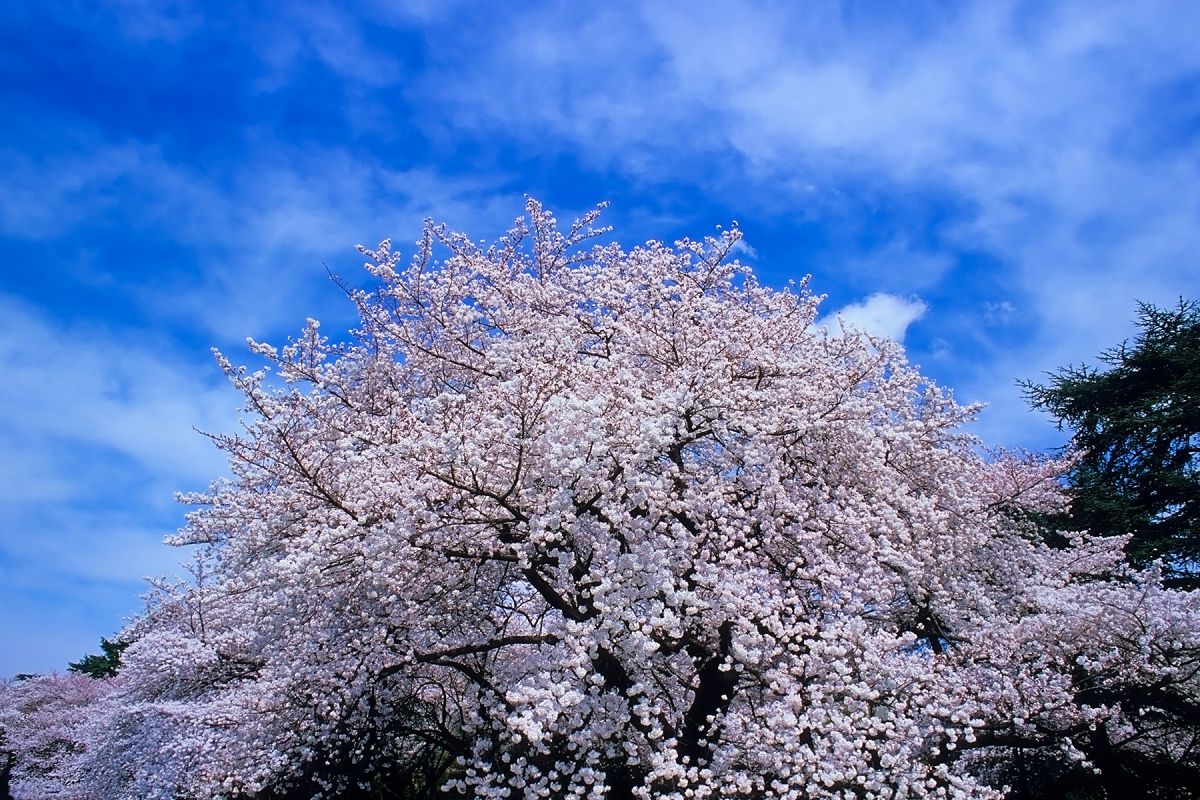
[819,293,929,342]
[404,0,1200,443]
[0,295,233,674]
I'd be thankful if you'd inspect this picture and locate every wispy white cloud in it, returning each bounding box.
[161,155,523,342]
[816,237,957,296]
[729,238,758,260]
[984,301,1018,326]
[87,0,206,43]
[250,1,407,90]
[406,0,1200,448]
[818,292,929,342]
[0,143,152,240]
[0,127,522,343]
[0,295,235,674]
[0,295,232,484]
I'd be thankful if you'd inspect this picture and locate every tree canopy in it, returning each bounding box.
[5,203,1200,799]
[1024,299,1200,588]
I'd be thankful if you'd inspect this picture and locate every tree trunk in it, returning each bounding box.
[1,752,15,800]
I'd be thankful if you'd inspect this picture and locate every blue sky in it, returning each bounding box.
[2,0,1199,676]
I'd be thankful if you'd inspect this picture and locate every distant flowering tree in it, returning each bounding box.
[60,202,1199,799]
[0,673,114,799]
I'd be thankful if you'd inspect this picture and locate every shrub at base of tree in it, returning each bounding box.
[5,202,1198,799]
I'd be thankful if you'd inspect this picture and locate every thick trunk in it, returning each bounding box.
[1,753,14,800]
[679,620,737,767]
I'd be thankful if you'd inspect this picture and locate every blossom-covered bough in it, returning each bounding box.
[35,201,1198,799]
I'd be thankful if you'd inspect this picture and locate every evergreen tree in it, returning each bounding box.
[1024,299,1200,588]
[67,637,126,679]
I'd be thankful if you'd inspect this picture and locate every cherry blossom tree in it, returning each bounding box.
[69,201,1200,799]
[0,673,115,799]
